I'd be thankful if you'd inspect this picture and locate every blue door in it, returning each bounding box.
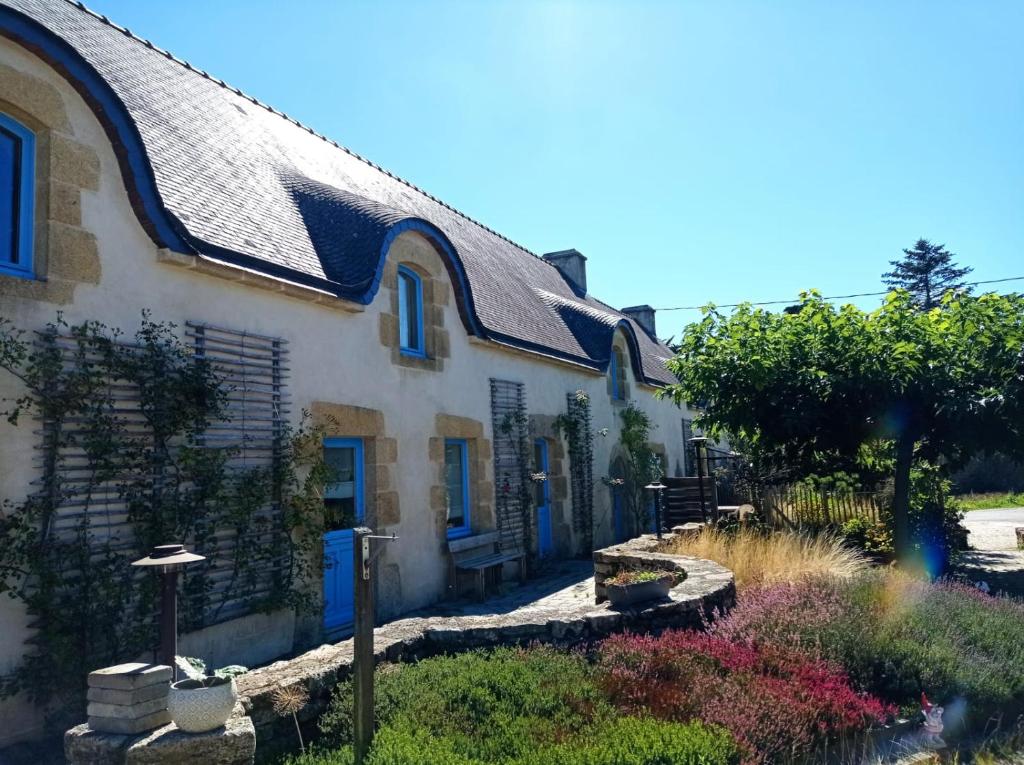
[322,438,364,635]
[533,439,553,557]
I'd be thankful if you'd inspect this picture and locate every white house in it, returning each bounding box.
[0,0,701,745]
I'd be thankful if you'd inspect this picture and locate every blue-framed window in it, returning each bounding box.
[323,437,364,531]
[0,112,35,279]
[610,346,627,400]
[397,265,425,357]
[444,438,471,539]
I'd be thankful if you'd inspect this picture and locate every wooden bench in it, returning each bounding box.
[447,531,526,601]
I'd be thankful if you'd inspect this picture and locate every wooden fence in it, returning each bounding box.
[761,484,888,528]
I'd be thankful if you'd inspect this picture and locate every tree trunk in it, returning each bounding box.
[892,432,915,563]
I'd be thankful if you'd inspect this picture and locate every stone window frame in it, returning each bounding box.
[429,414,494,543]
[0,63,101,305]
[378,237,452,372]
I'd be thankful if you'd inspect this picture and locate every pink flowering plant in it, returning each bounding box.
[597,630,893,764]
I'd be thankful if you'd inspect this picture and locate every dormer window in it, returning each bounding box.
[0,113,35,279]
[610,345,627,400]
[397,265,425,356]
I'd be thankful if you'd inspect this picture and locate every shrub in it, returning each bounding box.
[596,630,890,764]
[713,571,1024,719]
[319,647,612,759]
[309,648,739,765]
[662,526,867,589]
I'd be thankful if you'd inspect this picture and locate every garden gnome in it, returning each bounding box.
[920,693,946,749]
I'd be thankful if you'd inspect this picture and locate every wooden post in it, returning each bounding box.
[353,527,374,765]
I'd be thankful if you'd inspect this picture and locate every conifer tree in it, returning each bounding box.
[883,239,972,309]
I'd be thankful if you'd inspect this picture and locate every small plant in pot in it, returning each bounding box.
[169,656,248,733]
[605,568,678,607]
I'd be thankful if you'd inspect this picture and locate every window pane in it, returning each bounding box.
[324,446,357,529]
[533,441,546,507]
[0,128,17,264]
[398,270,420,351]
[445,441,466,528]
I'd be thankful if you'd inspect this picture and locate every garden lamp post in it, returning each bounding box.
[131,544,204,679]
[644,480,666,539]
[689,436,709,523]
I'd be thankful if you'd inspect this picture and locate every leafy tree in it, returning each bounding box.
[663,290,1024,565]
[883,239,972,309]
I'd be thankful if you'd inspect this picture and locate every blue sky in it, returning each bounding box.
[86,0,1023,340]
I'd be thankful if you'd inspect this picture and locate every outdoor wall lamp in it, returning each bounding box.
[131,544,205,679]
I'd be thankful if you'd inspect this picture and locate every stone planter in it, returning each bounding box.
[606,575,673,608]
[168,677,237,733]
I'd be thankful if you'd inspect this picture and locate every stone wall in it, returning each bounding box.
[235,531,734,751]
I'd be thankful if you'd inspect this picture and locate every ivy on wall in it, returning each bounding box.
[555,390,595,553]
[0,313,327,729]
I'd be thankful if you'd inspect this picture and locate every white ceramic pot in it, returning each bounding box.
[168,677,237,733]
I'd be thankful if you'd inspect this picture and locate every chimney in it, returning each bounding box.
[621,305,657,338]
[542,249,587,295]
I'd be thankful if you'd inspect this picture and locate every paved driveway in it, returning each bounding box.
[958,508,1024,597]
[962,507,1024,551]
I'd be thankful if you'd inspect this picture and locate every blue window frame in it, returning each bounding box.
[397,265,425,357]
[0,112,35,279]
[444,438,471,539]
[322,437,365,530]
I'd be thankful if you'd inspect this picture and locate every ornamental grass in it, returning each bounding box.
[663,526,868,589]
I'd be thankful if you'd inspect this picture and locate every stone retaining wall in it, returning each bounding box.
[236,530,734,750]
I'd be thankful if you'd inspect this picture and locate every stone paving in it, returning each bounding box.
[956,508,1024,597]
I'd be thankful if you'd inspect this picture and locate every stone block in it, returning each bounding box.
[87,709,172,735]
[65,723,130,765]
[125,716,255,765]
[88,683,169,705]
[1017,527,1024,550]
[87,695,169,720]
[89,664,172,691]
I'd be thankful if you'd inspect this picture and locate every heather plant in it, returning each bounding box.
[596,630,891,764]
[714,571,1024,720]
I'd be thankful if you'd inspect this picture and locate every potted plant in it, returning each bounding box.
[169,656,248,733]
[605,569,676,607]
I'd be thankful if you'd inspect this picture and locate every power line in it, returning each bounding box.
[655,276,1024,312]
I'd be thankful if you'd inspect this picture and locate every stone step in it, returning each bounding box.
[87,696,168,720]
[87,709,172,736]
[88,663,172,691]
[87,682,169,706]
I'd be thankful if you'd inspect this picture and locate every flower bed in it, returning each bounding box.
[712,570,1024,723]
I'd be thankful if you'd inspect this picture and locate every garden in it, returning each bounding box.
[254,528,1024,765]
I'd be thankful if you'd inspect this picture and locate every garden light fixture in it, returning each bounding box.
[132,544,205,679]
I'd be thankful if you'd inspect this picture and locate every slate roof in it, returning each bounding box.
[1,0,677,386]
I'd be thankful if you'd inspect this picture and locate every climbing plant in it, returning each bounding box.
[498,409,533,560]
[554,390,594,553]
[617,404,662,534]
[0,313,327,728]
